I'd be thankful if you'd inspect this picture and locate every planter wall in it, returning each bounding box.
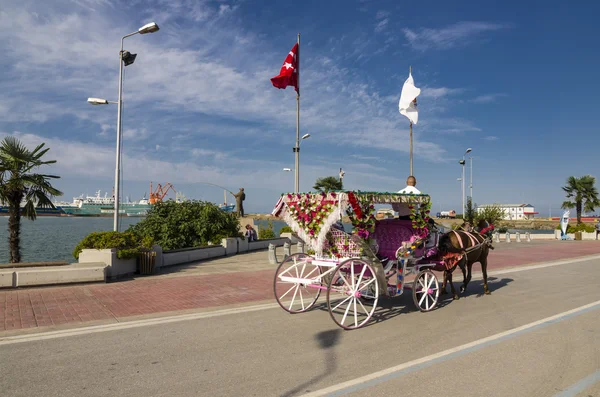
[78,248,136,279]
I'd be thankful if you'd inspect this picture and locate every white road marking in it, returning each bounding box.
[303,300,600,396]
[0,254,598,345]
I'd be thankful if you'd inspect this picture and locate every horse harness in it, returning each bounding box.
[451,230,490,254]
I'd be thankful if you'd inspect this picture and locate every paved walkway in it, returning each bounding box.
[1,240,598,334]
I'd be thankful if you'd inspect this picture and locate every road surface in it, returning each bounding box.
[1,255,599,397]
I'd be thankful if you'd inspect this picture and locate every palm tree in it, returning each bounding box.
[0,137,63,262]
[561,175,600,224]
[313,176,343,192]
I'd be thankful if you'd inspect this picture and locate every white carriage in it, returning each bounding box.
[272,191,447,330]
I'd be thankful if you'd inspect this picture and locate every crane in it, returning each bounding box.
[149,181,176,204]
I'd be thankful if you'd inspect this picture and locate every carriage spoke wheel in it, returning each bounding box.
[413,269,440,312]
[273,253,322,313]
[327,259,379,330]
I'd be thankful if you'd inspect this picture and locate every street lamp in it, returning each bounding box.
[293,133,311,193]
[87,98,117,105]
[88,21,160,232]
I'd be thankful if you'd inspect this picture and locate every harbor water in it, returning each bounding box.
[0,217,142,263]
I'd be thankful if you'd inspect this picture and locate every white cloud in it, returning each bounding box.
[421,87,465,99]
[483,136,498,141]
[403,21,508,51]
[471,94,507,104]
[375,18,389,33]
[0,1,498,208]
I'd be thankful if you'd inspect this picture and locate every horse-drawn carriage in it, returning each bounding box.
[271,190,493,330]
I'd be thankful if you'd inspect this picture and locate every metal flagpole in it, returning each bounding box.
[409,66,413,176]
[294,33,300,193]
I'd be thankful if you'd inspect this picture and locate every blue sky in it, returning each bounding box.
[1,0,598,216]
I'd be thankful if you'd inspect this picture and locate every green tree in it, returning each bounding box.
[464,197,476,224]
[475,204,505,225]
[313,176,343,192]
[561,175,600,224]
[127,200,242,250]
[0,137,63,263]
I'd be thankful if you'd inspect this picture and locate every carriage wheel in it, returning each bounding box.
[273,253,322,313]
[327,259,379,330]
[412,269,440,312]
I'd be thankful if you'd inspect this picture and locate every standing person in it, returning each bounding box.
[596,219,600,240]
[233,188,245,217]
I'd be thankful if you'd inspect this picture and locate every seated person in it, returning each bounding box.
[245,224,257,242]
[392,175,421,220]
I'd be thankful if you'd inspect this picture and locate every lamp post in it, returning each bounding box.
[459,148,472,215]
[469,156,473,202]
[88,22,159,232]
[456,178,465,213]
[294,133,311,193]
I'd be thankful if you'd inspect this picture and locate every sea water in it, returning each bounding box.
[0,217,142,263]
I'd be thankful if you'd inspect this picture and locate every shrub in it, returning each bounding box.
[128,200,242,251]
[555,223,595,233]
[259,220,276,239]
[73,231,152,260]
[496,226,509,233]
[279,225,293,234]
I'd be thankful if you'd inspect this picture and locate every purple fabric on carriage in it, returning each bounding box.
[372,219,425,259]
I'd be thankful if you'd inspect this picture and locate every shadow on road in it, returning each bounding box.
[281,329,341,397]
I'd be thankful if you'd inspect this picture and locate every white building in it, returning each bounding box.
[477,204,538,220]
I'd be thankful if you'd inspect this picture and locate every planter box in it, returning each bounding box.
[248,237,290,252]
[222,238,238,255]
[78,248,136,279]
[280,233,300,244]
[237,237,249,253]
[162,246,226,267]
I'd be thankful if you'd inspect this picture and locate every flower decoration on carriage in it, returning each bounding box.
[410,200,432,239]
[286,194,338,239]
[346,192,376,246]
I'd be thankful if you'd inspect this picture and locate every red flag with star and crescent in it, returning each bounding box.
[270,43,298,93]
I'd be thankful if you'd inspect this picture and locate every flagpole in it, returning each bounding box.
[409,65,413,176]
[294,32,300,193]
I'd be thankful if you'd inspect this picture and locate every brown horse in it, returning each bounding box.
[439,220,494,298]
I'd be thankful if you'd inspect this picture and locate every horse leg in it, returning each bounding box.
[481,253,491,295]
[461,258,474,294]
[441,270,448,295]
[447,271,459,300]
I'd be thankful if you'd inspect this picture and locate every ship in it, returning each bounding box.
[60,190,152,217]
[0,204,65,216]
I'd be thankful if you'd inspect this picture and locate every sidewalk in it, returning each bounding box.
[1,240,599,334]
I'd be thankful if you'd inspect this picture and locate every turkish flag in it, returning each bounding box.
[270,43,298,92]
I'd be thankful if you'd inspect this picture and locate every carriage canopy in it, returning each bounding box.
[272,191,432,255]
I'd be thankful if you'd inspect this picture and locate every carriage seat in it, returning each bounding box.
[372,219,425,259]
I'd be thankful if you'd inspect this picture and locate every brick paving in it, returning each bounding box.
[1,240,599,333]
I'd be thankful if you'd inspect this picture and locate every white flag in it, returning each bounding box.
[399,72,421,124]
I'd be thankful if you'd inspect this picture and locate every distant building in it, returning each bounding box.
[477,204,538,220]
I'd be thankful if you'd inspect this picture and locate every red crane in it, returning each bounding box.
[149,181,176,204]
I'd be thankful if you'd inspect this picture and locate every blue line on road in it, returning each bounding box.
[553,370,600,397]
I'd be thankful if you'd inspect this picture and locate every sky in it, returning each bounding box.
[1,0,598,216]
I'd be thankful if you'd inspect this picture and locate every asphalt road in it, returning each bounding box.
[1,256,599,397]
